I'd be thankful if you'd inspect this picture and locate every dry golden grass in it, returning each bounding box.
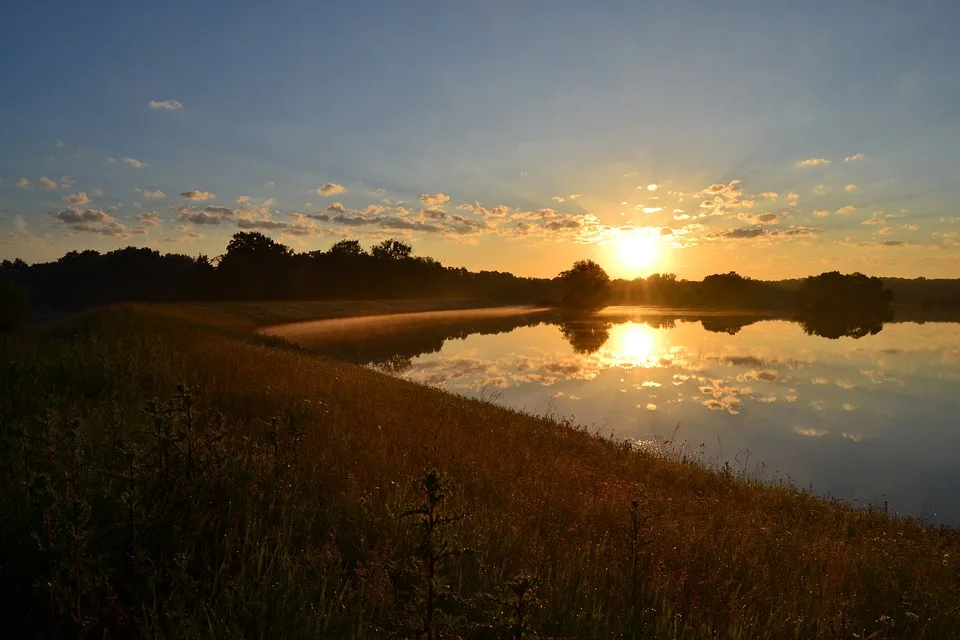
[3,303,958,638]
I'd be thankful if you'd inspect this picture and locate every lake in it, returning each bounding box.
[270,306,960,525]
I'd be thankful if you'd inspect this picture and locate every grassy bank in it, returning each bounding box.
[2,305,958,638]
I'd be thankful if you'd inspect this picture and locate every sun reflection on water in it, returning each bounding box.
[602,322,661,367]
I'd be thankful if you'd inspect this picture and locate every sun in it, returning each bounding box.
[614,227,660,277]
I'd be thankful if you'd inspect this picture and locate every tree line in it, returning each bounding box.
[3,232,957,332]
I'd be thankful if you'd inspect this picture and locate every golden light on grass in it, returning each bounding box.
[613,226,661,277]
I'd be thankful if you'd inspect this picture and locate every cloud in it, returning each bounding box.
[305,213,330,222]
[53,207,128,237]
[105,157,117,163]
[795,158,831,167]
[642,206,663,214]
[123,157,145,168]
[844,184,859,192]
[133,211,163,226]
[316,183,346,196]
[55,139,64,148]
[63,192,91,205]
[861,214,886,225]
[236,219,292,230]
[786,192,799,203]
[813,209,830,217]
[881,240,904,246]
[423,208,447,219]
[794,427,828,437]
[420,192,451,206]
[326,201,346,213]
[735,211,787,225]
[59,175,76,188]
[844,153,864,163]
[39,176,58,189]
[149,99,183,111]
[141,189,165,199]
[878,227,895,235]
[706,226,818,241]
[551,196,566,202]
[16,178,29,189]
[180,190,215,201]
[569,193,582,200]
[236,195,250,204]
[757,191,778,200]
[647,183,658,191]
[364,204,385,215]
[835,205,857,214]
[813,184,827,195]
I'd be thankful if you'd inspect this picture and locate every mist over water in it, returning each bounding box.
[276,306,960,524]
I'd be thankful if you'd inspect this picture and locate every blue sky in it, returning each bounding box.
[2,0,959,278]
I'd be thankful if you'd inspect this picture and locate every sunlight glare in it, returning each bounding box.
[605,323,660,367]
[614,227,660,277]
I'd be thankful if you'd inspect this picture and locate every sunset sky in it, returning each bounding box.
[2,0,959,280]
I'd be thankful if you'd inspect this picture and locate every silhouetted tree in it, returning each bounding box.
[327,239,366,257]
[559,260,611,309]
[372,239,413,261]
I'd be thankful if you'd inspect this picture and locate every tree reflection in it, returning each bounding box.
[558,318,612,354]
[797,306,894,339]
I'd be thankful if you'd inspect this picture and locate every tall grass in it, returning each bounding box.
[1,304,958,638]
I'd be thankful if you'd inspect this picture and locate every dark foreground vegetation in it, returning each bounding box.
[2,305,959,638]
[4,232,960,319]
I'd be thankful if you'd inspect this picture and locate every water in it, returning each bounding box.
[273,306,960,525]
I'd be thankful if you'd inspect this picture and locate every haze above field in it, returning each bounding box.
[2,1,960,279]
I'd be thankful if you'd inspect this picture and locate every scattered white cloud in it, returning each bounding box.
[786,192,799,202]
[39,176,57,189]
[835,205,857,214]
[132,211,163,226]
[844,153,864,163]
[105,157,117,163]
[844,184,859,192]
[757,191,778,200]
[123,157,145,168]
[16,177,29,189]
[63,192,91,205]
[813,209,830,217]
[55,139,64,148]
[647,183,658,191]
[795,157,831,167]
[735,211,787,225]
[862,213,886,225]
[180,190,215,201]
[148,99,183,111]
[794,427,828,437]
[316,183,346,196]
[141,189,165,199]
[326,202,346,213]
[813,184,828,195]
[420,192,451,206]
[59,175,76,188]
[53,207,128,237]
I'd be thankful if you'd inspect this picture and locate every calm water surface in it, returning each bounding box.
[278,306,960,524]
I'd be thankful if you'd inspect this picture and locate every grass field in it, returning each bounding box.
[2,303,959,638]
